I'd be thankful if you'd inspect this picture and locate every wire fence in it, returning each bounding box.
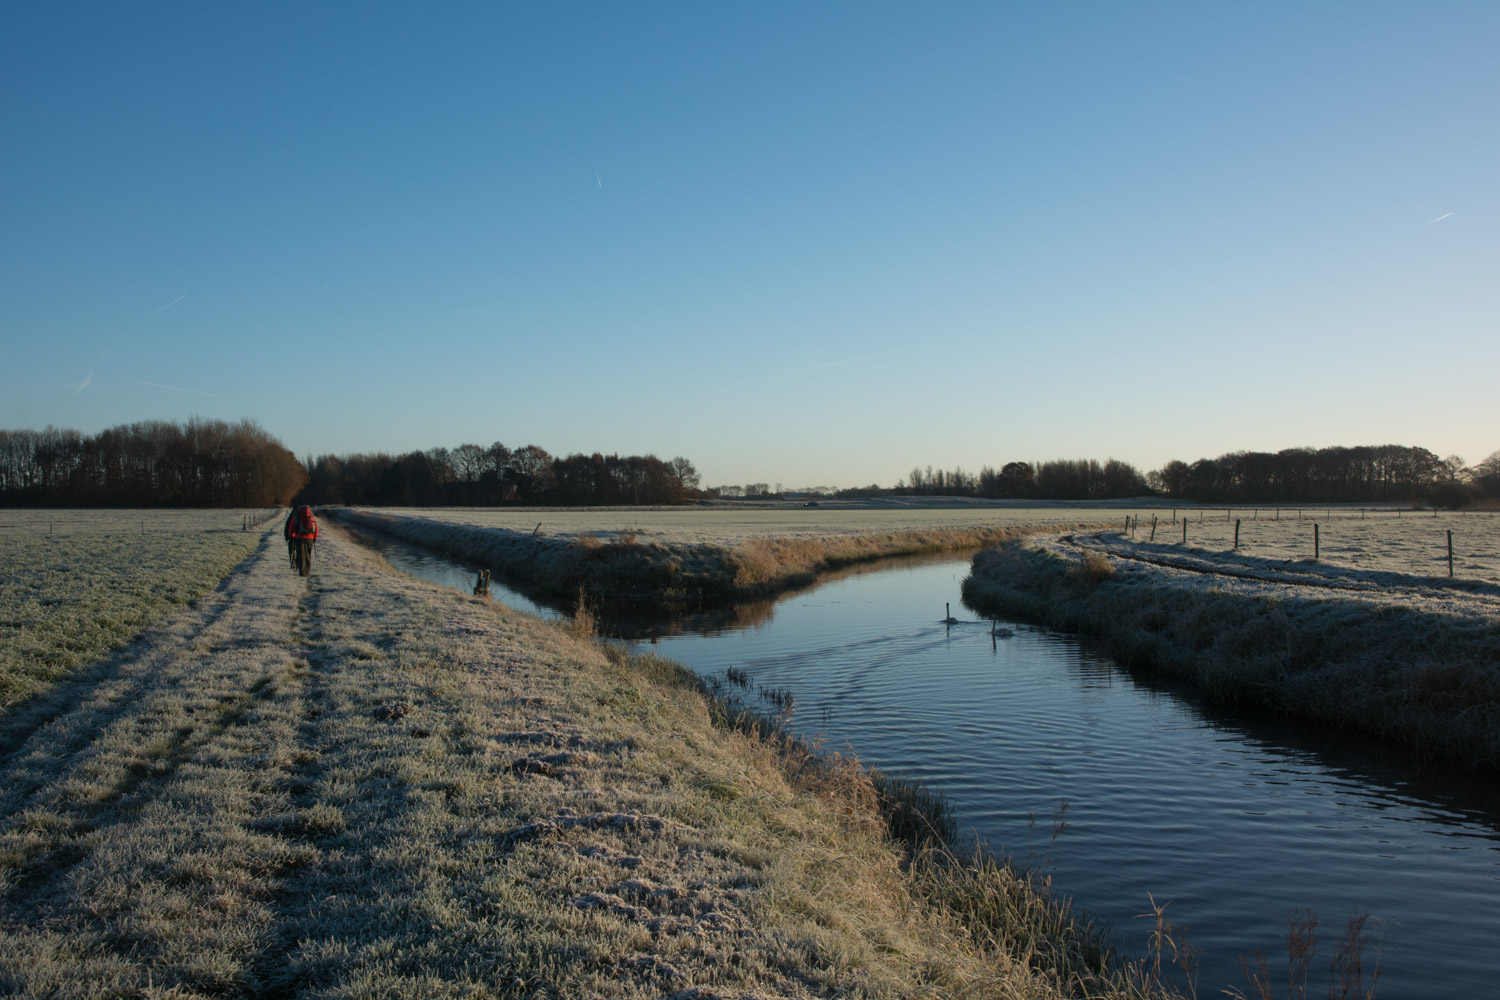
[1117,506,1500,580]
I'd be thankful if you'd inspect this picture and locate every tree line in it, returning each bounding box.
[867,458,1151,500]
[1144,444,1491,505]
[298,443,702,507]
[722,444,1500,507]
[0,420,306,507]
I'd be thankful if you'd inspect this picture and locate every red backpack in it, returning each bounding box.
[293,506,317,538]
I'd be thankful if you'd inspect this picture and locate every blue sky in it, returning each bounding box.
[3,2,1496,489]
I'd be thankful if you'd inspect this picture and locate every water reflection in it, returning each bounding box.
[343,526,1500,998]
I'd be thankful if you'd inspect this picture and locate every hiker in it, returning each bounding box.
[284,504,319,576]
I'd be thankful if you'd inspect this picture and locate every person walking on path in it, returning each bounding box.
[284,504,319,576]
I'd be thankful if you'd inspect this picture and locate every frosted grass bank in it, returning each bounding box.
[962,532,1500,769]
[329,505,1112,613]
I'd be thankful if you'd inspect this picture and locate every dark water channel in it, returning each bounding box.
[350,527,1500,998]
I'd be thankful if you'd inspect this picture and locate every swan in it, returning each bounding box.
[941,602,959,625]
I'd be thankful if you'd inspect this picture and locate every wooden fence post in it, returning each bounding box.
[1181,519,1187,544]
[1234,519,1240,550]
[1314,523,1320,560]
[1150,516,1158,542]
[1448,530,1454,578]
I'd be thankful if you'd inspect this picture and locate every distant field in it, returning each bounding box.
[357,501,1120,545]
[0,508,280,535]
[1116,508,1500,580]
[0,510,269,709]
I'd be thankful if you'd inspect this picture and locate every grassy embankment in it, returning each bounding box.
[0,520,1181,999]
[328,507,1103,613]
[962,533,1500,770]
[0,510,269,712]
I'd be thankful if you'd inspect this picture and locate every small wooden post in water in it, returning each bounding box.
[1234,518,1241,550]
[1314,523,1320,560]
[1448,530,1454,578]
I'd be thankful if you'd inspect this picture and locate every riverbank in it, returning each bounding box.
[962,532,1500,770]
[327,506,1109,613]
[0,520,1180,999]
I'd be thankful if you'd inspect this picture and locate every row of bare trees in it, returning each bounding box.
[298,443,702,507]
[898,458,1149,500]
[0,420,307,507]
[1145,444,1487,505]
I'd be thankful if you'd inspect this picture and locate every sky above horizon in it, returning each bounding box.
[3,2,1496,489]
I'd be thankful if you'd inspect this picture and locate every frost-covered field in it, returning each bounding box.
[0,513,264,709]
[1113,508,1500,581]
[358,500,1120,545]
[0,508,279,535]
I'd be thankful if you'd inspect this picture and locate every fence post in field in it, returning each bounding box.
[1448,530,1454,578]
[1314,523,1320,560]
[1182,518,1187,544]
[1124,515,1130,535]
[1234,519,1241,550]
[1150,516,1158,542]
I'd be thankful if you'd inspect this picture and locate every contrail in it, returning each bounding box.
[122,378,225,399]
[597,172,603,188]
[793,347,910,376]
[148,293,188,318]
[72,372,93,395]
[1427,212,1453,225]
